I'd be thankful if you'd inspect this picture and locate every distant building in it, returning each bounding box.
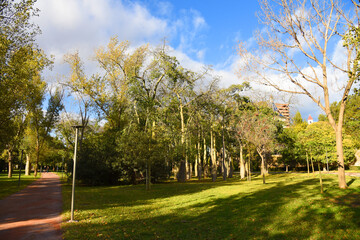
[273,103,290,127]
[308,114,313,124]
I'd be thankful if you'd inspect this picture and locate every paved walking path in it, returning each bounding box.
[326,172,360,177]
[0,172,62,240]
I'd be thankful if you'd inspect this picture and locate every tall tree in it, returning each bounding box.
[238,104,280,184]
[29,90,64,177]
[293,111,304,125]
[238,0,360,188]
[162,57,214,182]
[0,0,51,151]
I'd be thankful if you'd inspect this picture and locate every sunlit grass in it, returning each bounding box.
[0,171,39,199]
[61,173,360,240]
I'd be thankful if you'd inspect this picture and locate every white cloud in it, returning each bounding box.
[155,1,173,17]
[174,9,207,58]
[196,49,206,61]
[34,0,214,87]
[193,15,206,30]
[35,0,169,72]
[33,0,324,121]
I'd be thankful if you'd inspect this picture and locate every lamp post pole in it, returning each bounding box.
[70,125,83,222]
[62,156,64,180]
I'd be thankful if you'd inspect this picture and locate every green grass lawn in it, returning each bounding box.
[61,173,360,240]
[0,171,39,199]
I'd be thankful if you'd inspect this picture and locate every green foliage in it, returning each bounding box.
[277,127,305,167]
[25,90,64,174]
[349,166,360,171]
[331,94,360,146]
[299,122,356,165]
[0,0,51,151]
[70,123,173,186]
[237,104,281,155]
[318,114,327,122]
[74,129,120,186]
[293,111,304,125]
[343,23,360,94]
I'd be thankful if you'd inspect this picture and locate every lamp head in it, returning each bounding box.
[72,125,84,129]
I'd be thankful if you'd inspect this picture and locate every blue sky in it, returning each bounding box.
[34,0,351,122]
[34,0,261,74]
[134,0,261,66]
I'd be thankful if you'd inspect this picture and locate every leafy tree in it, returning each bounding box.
[277,127,304,171]
[318,114,327,122]
[29,90,64,176]
[238,0,360,188]
[162,57,214,182]
[300,121,356,168]
[331,94,360,147]
[0,0,51,151]
[4,115,26,177]
[238,104,280,184]
[223,83,251,180]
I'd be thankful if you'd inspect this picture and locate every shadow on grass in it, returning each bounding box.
[63,173,296,211]
[62,175,360,239]
[0,171,39,200]
[347,178,356,187]
[62,175,253,211]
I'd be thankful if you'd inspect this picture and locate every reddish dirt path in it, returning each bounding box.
[0,172,62,240]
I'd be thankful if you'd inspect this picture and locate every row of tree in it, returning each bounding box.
[237,0,360,188]
[56,36,359,186]
[0,0,64,177]
[1,0,359,191]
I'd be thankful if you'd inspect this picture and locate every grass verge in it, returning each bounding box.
[0,171,39,199]
[61,173,360,240]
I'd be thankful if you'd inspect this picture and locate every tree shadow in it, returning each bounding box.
[62,176,254,211]
[347,178,356,187]
[62,176,360,239]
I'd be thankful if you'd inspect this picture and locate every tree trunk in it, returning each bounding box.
[34,138,40,177]
[185,136,189,179]
[327,92,348,188]
[245,160,248,179]
[261,154,266,184]
[248,145,251,181]
[306,152,310,177]
[286,165,288,172]
[326,150,329,172]
[210,130,217,182]
[248,157,251,181]
[264,152,269,174]
[240,143,245,179]
[203,137,207,178]
[25,154,30,176]
[189,162,193,180]
[222,126,227,181]
[310,152,315,177]
[258,148,266,184]
[177,161,186,182]
[177,103,187,182]
[197,139,202,180]
[7,150,12,178]
[229,156,233,178]
[335,128,347,188]
[146,161,151,190]
[194,144,198,177]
